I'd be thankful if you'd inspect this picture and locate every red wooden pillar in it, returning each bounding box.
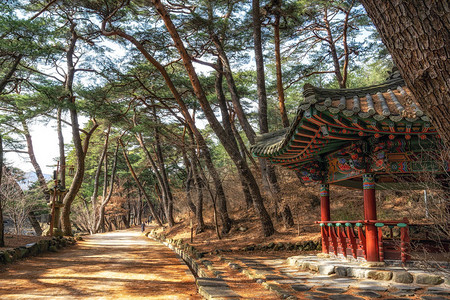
[363,173,379,262]
[320,184,330,253]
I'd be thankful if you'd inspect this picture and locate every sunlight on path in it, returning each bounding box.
[0,228,200,299]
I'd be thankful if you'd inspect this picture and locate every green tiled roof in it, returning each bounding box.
[250,75,435,164]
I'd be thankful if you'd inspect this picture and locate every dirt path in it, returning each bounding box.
[0,228,200,299]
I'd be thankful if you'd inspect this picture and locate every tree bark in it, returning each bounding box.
[252,0,268,133]
[273,0,290,128]
[91,126,110,233]
[56,107,66,190]
[360,0,450,147]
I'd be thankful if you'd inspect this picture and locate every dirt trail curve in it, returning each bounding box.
[0,228,200,299]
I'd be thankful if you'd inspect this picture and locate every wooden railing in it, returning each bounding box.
[316,218,410,263]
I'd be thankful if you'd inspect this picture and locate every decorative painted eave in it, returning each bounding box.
[250,75,436,169]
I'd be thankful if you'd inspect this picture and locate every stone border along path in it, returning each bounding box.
[216,254,450,300]
[0,236,77,265]
[144,229,450,299]
[145,229,450,299]
[144,230,241,299]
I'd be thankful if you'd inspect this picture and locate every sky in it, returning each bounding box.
[4,117,77,175]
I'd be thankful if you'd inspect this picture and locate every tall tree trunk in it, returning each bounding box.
[120,139,163,226]
[360,0,450,147]
[91,126,110,233]
[151,106,175,227]
[152,0,274,236]
[273,0,290,128]
[57,107,66,190]
[181,147,197,215]
[253,0,268,133]
[253,0,294,227]
[95,141,120,233]
[187,131,205,233]
[61,22,99,235]
[215,60,253,209]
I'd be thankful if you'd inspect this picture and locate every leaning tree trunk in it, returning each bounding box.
[360,0,450,147]
[151,107,175,227]
[95,141,120,233]
[120,139,163,226]
[91,126,110,233]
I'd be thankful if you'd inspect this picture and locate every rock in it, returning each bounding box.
[335,266,348,277]
[291,284,312,292]
[316,287,346,294]
[392,271,413,283]
[318,264,335,275]
[414,273,444,285]
[308,263,319,272]
[361,262,386,268]
[357,291,382,298]
[367,270,393,281]
[347,267,369,278]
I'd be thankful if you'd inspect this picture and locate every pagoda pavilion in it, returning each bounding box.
[250,72,448,262]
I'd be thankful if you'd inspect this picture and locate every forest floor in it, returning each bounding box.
[155,207,322,256]
[0,228,200,299]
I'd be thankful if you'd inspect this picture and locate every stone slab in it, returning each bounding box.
[357,291,382,298]
[198,285,240,299]
[291,284,312,292]
[316,287,346,294]
[197,278,229,287]
[329,295,364,300]
[354,285,388,292]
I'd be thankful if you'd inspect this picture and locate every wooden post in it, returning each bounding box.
[363,174,379,262]
[320,184,330,253]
